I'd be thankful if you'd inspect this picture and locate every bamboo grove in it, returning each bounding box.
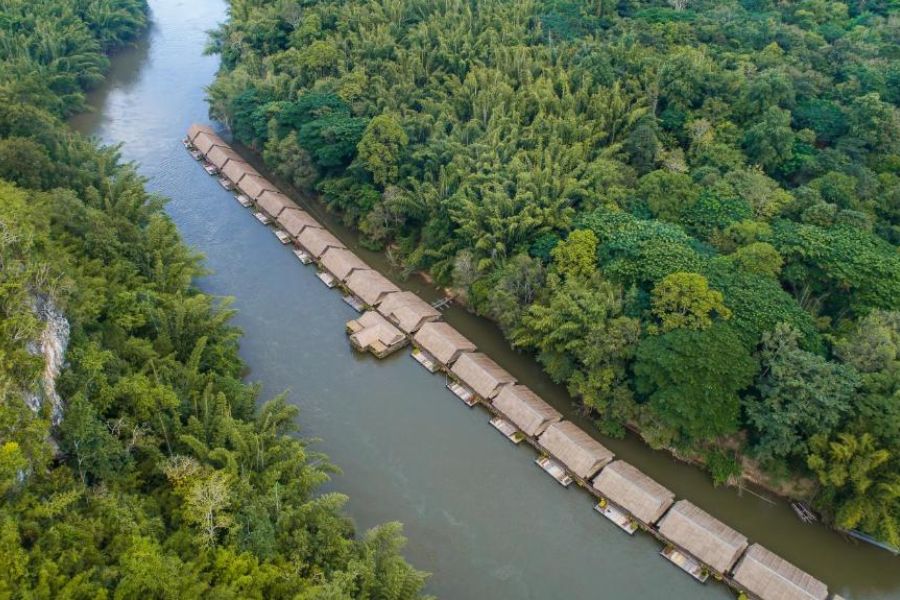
[208,0,900,546]
[0,1,429,597]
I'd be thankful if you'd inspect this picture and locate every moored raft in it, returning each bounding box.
[345,270,400,307]
[376,291,441,334]
[491,384,562,439]
[536,455,573,487]
[537,421,614,482]
[591,460,675,530]
[489,415,523,444]
[319,247,370,282]
[411,321,477,371]
[298,227,346,259]
[346,310,407,358]
[658,500,749,578]
[732,544,828,600]
[449,352,515,404]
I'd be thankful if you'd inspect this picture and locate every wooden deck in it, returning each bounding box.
[203,163,218,175]
[660,546,709,583]
[411,349,439,373]
[253,212,271,225]
[182,137,192,148]
[536,456,573,487]
[274,229,291,244]
[189,149,203,160]
[293,248,313,264]
[235,193,252,207]
[317,271,337,288]
[447,381,477,406]
[342,294,365,312]
[490,416,523,444]
[218,177,233,190]
[594,501,638,535]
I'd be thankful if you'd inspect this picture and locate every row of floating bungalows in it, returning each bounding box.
[185,125,840,600]
[404,261,841,600]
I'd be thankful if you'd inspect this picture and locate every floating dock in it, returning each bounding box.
[447,380,476,406]
[594,501,638,535]
[411,348,439,373]
[536,456,572,487]
[317,271,337,288]
[235,193,252,207]
[218,177,233,190]
[274,229,291,244]
[203,163,218,175]
[253,212,271,225]
[293,248,313,264]
[660,546,709,583]
[342,294,365,312]
[490,416,523,444]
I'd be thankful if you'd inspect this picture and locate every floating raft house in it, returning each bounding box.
[538,421,614,481]
[298,227,346,259]
[187,124,216,144]
[491,384,562,438]
[206,145,244,171]
[257,190,296,219]
[320,248,370,282]
[412,322,477,370]
[345,270,400,307]
[732,544,828,600]
[347,310,407,358]
[449,352,515,402]
[237,174,277,200]
[592,460,675,528]
[193,131,226,156]
[222,159,259,186]
[376,291,441,334]
[658,500,749,575]
[277,209,321,238]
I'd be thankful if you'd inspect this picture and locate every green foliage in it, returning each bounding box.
[650,271,730,333]
[357,114,408,186]
[0,3,428,597]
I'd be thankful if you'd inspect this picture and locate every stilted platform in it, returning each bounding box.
[218,177,233,190]
[203,163,218,175]
[660,546,709,583]
[447,381,476,406]
[536,456,572,487]
[411,349,438,373]
[317,271,337,288]
[253,212,271,225]
[342,294,365,312]
[274,229,291,244]
[594,501,638,535]
[293,248,313,264]
[189,149,203,160]
[490,416,523,444]
[235,193,252,207]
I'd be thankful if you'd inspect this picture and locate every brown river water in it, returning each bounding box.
[71,1,899,597]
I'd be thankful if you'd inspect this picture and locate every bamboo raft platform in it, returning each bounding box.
[536,456,572,487]
[342,294,365,312]
[447,380,476,406]
[661,546,709,583]
[490,416,524,444]
[253,212,271,225]
[218,177,233,190]
[293,248,313,264]
[411,348,439,373]
[273,229,291,244]
[792,501,817,524]
[317,271,337,288]
[594,501,638,535]
[181,136,192,149]
[203,163,218,175]
[235,193,252,207]
[189,149,203,161]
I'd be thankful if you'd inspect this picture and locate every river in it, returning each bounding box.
[70,1,898,598]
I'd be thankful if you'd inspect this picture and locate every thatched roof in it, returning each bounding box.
[345,270,400,306]
[350,311,405,352]
[237,174,277,200]
[491,385,562,437]
[732,544,828,600]
[413,322,476,367]
[450,352,515,399]
[222,160,259,185]
[188,123,216,142]
[276,209,321,237]
[658,500,749,573]
[320,248,370,281]
[206,145,245,170]
[297,227,345,258]
[376,291,441,333]
[194,131,226,155]
[591,460,674,525]
[537,421,613,479]
[257,190,296,218]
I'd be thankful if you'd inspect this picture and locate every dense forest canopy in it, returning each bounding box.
[0,1,428,597]
[209,0,900,546]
